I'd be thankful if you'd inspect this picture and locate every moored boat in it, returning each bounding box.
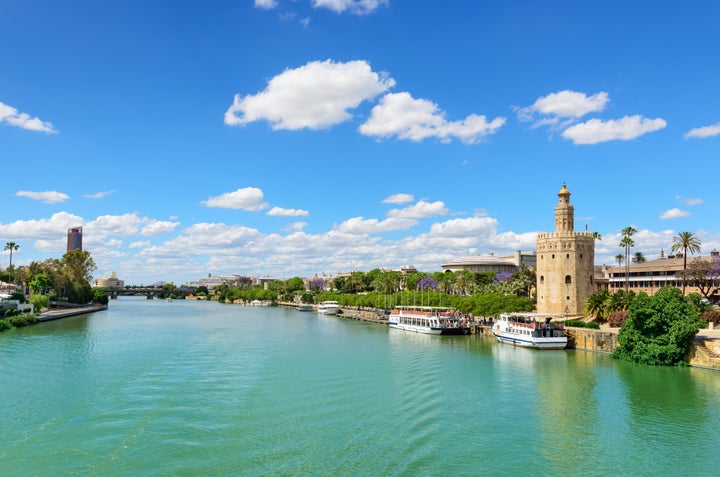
[317,301,340,315]
[388,306,470,335]
[297,304,314,312]
[492,313,567,349]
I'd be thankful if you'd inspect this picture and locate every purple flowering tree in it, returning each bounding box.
[417,277,438,291]
[493,271,512,284]
[309,278,325,293]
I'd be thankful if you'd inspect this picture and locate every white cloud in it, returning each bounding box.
[335,216,418,235]
[660,208,690,220]
[254,0,277,9]
[201,187,269,211]
[87,213,145,237]
[285,221,308,232]
[675,195,703,206]
[562,115,667,145]
[16,190,69,204]
[129,241,151,248]
[428,216,498,238]
[0,211,83,241]
[382,193,414,204]
[388,200,448,219]
[359,92,505,144]
[518,90,609,121]
[141,220,180,236]
[225,59,395,130]
[312,0,388,15]
[267,206,309,217]
[83,190,116,199]
[684,121,720,139]
[0,102,57,133]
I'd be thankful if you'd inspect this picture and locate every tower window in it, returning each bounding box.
[540,275,544,283]
[580,254,583,259]
[566,254,570,259]
[565,275,572,284]
[552,254,555,259]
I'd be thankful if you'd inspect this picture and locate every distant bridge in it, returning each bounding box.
[99,287,173,300]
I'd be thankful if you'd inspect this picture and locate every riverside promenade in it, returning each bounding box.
[37,304,108,322]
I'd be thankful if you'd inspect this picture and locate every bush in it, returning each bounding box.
[612,287,704,366]
[565,320,600,329]
[0,319,12,331]
[30,294,50,313]
[607,311,629,328]
[7,314,37,327]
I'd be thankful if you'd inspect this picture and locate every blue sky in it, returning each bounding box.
[2,0,720,285]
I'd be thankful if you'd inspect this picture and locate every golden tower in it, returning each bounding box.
[536,184,595,316]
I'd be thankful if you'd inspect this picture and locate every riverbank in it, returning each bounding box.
[37,304,108,322]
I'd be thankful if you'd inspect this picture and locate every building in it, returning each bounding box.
[67,226,83,251]
[94,271,125,288]
[608,249,720,302]
[536,184,595,317]
[441,251,536,275]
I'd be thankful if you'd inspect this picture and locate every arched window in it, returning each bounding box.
[565,275,572,284]
[540,275,545,283]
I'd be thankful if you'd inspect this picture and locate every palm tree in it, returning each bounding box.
[619,227,637,291]
[632,252,646,264]
[4,242,19,269]
[592,232,602,242]
[671,231,702,295]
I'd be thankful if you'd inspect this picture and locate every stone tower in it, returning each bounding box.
[536,184,595,316]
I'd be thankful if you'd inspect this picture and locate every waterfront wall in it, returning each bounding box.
[565,327,720,370]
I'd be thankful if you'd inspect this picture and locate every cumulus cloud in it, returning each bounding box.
[660,208,690,220]
[16,190,69,204]
[0,102,57,133]
[312,0,388,15]
[388,200,448,219]
[335,216,418,235]
[684,121,720,139]
[675,195,703,206]
[285,221,308,232]
[267,206,309,217]
[201,187,269,211]
[225,59,395,130]
[83,190,116,199]
[141,220,180,236]
[562,115,667,145]
[517,90,609,122]
[382,193,414,204]
[129,241,151,248]
[359,92,505,144]
[254,0,278,8]
[428,216,498,238]
[0,211,83,241]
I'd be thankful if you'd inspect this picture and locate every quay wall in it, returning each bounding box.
[565,327,720,370]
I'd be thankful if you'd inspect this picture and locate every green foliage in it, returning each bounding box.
[565,320,600,329]
[9,291,26,303]
[0,319,12,331]
[6,314,37,327]
[612,287,704,366]
[92,289,109,305]
[30,294,50,312]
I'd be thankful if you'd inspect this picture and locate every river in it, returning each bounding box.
[1,297,719,476]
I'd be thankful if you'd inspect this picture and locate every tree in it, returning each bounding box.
[612,287,704,366]
[619,226,636,291]
[584,290,610,319]
[685,255,720,302]
[671,231,702,295]
[632,252,646,264]
[4,242,19,269]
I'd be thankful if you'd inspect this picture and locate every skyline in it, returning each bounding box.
[2,1,720,285]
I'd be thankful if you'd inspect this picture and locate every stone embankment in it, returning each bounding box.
[37,304,108,322]
[565,325,720,370]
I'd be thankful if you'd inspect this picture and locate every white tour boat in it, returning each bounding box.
[388,306,470,335]
[492,313,567,349]
[317,301,341,315]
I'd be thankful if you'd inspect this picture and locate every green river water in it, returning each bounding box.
[1,297,719,476]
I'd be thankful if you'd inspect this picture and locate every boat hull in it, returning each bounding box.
[492,330,567,350]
